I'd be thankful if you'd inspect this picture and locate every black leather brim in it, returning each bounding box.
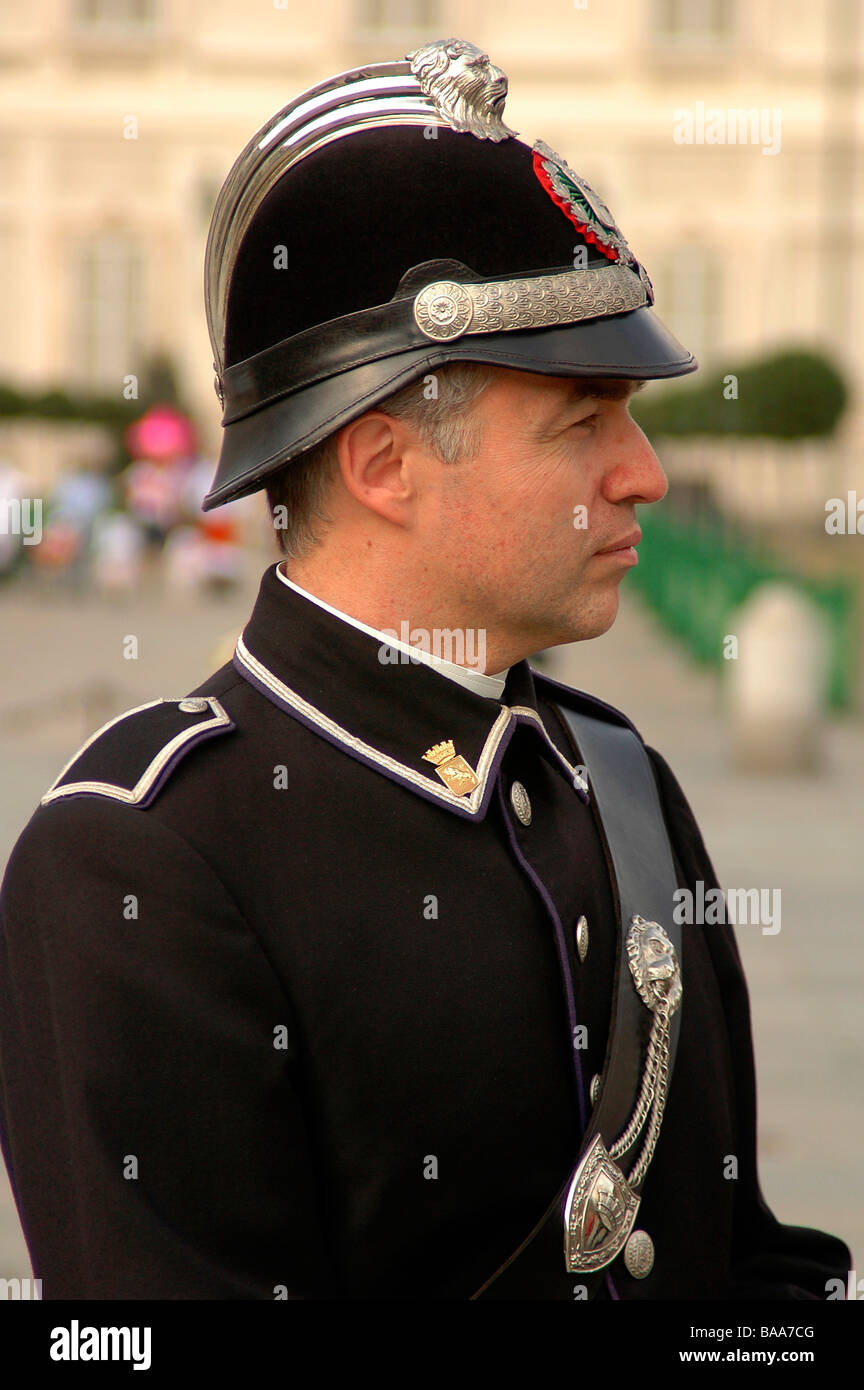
[203,306,696,510]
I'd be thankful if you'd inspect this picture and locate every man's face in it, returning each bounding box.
[412,366,668,657]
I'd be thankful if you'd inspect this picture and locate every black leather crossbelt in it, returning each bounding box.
[472,707,683,1299]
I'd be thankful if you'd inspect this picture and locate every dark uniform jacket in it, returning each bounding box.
[0,564,851,1299]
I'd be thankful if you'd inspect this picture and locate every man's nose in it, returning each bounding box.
[602,417,668,505]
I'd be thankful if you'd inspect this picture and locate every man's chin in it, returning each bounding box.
[530,605,619,656]
[565,590,621,644]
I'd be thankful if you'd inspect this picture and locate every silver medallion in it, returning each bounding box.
[533,138,636,269]
[623,1229,655,1279]
[408,38,517,142]
[413,281,474,340]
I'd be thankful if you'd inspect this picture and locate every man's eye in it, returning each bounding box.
[570,413,600,430]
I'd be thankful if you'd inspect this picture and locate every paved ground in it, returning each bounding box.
[0,559,860,1286]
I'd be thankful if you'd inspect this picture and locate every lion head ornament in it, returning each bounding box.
[408,38,517,142]
[627,916,683,1016]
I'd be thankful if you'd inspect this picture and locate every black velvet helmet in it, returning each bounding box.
[202,37,696,510]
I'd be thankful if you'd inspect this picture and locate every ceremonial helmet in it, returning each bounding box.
[202,37,696,510]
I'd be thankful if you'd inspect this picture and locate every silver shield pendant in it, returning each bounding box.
[563,1132,640,1273]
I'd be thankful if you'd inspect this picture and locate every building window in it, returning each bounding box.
[652,0,734,42]
[69,233,146,393]
[354,0,441,35]
[650,245,722,367]
[71,0,158,30]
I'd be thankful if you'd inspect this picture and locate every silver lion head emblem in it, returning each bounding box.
[627,916,683,1017]
[408,38,517,142]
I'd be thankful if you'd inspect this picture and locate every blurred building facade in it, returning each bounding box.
[1,0,862,475]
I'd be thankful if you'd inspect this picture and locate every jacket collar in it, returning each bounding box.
[275,566,511,701]
[233,564,585,819]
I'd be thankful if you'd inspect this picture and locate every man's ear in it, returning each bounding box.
[335,410,422,528]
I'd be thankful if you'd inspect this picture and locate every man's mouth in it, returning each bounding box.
[594,528,642,556]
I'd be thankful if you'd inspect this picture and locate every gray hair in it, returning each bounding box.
[266,361,496,559]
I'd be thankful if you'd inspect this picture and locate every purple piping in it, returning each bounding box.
[136,720,236,806]
[495,779,587,1134]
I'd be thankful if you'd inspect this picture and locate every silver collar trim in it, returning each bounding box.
[234,636,581,813]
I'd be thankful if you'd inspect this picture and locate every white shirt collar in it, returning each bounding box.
[276,565,510,700]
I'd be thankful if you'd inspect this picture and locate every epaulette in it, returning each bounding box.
[41,697,234,808]
[532,668,641,737]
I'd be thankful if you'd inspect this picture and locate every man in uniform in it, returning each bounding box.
[0,39,851,1299]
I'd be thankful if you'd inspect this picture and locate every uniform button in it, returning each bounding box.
[576,914,589,962]
[178,698,209,714]
[624,1229,654,1279]
[509,781,532,826]
[589,1073,601,1105]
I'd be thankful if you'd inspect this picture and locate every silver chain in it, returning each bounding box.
[609,1009,669,1161]
[628,1004,673,1188]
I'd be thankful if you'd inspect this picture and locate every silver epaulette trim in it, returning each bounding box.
[40,697,231,806]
